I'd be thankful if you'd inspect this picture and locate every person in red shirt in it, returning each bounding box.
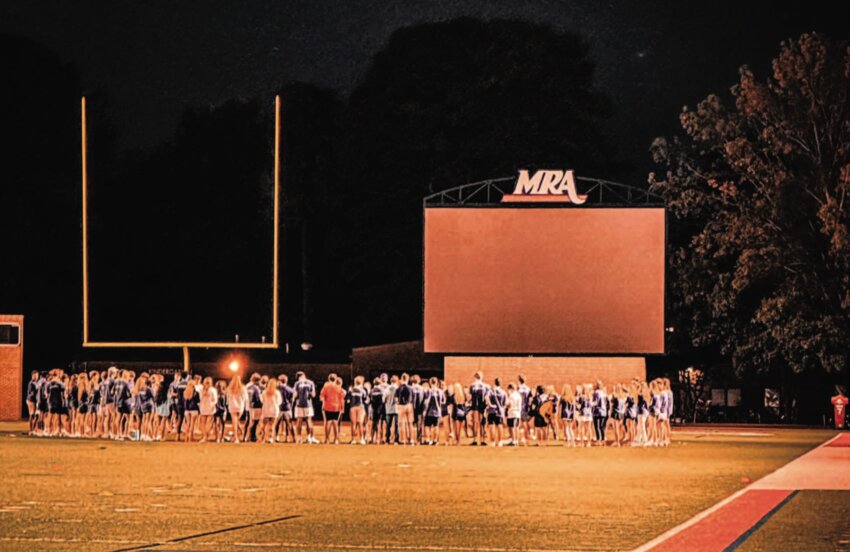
[832,391,848,429]
[320,374,346,444]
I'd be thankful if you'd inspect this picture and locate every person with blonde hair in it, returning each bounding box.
[259,378,282,443]
[226,374,248,443]
[609,384,626,447]
[85,371,101,437]
[136,375,155,441]
[449,383,467,446]
[558,384,576,447]
[662,378,673,446]
[197,377,218,443]
[636,381,650,446]
[73,372,89,437]
[577,384,594,447]
[182,376,201,442]
[347,376,368,444]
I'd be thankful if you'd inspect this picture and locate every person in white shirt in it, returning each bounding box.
[226,375,249,444]
[259,378,282,444]
[506,383,523,446]
[198,377,218,443]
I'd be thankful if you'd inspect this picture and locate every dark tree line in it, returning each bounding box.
[2,18,621,366]
[651,33,850,415]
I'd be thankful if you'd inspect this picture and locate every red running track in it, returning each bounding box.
[825,432,850,447]
[646,489,793,552]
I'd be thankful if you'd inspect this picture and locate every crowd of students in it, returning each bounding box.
[25,368,673,447]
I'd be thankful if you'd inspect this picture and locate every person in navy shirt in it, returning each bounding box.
[422,377,445,445]
[293,371,318,444]
[275,374,295,443]
[346,376,369,444]
[410,375,426,444]
[26,371,40,435]
[469,372,490,446]
[369,377,386,444]
[591,381,609,446]
[484,378,507,446]
[45,370,69,436]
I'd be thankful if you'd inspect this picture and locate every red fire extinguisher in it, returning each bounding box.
[832,393,847,429]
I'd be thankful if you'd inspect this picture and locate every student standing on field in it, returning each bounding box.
[369,377,386,444]
[469,372,489,446]
[346,376,368,444]
[384,375,400,444]
[293,371,319,444]
[505,383,523,446]
[276,374,295,443]
[319,374,345,445]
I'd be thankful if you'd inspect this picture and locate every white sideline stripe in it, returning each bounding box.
[230,543,571,552]
[0,537,569,552]
[631,433,842,552]
[674,431,772,437]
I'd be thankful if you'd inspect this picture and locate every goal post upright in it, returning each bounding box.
[80,95,282,367]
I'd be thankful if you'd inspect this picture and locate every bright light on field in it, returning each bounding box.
[229,360,240,372]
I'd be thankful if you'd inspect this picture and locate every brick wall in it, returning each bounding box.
[444,356,645,391]
[0,314,24,421]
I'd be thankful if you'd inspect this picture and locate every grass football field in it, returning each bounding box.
[0,424,840,551]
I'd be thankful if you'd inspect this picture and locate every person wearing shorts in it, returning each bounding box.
[225,374,248,443]
[422,377,444,445]
[275,374,295,443]
[506,383,522,446]
[244,373,263,442]
[293,371,318,444]
[369,377,386,444]
[517,374,532,444]
[469,372,489,446]
[26,371,40,435]
[395,373,414,445]
[383,375,400,444]
[320,374,345,444]
[485,378,507,446]
[346,376,368,444]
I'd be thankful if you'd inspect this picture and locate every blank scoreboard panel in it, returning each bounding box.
[424,207,665,354]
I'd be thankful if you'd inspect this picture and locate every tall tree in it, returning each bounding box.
[341,18,621,345]
[650,34,850,394]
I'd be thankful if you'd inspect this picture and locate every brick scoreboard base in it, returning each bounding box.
[0,314,24,421]
[443,356,646,391]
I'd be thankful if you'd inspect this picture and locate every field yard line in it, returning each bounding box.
[631,432,841,552]
[228,542,574,552]
[110,514,302,552]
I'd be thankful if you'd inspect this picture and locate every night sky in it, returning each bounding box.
[1,1,848,367]
[2,1,846,182]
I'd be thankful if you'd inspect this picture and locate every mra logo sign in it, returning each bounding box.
[502,169,588,204]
